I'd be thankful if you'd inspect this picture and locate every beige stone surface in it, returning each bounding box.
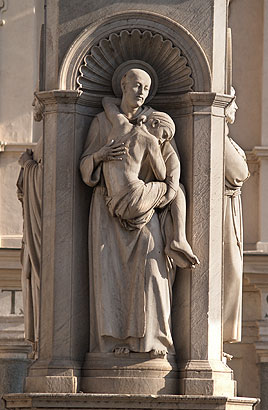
[229,0,263,151]
[8,0,257,401]
[24,377,77,394]
[2,393,259,410]
[24,91,91,393]
[228,0,265,251]
[82,352,178,395]
[0,0,265,405]
[0,0,43,248]
[0,248,32,361]
[0,249,21,288]
[0,0,43,143]
[57,0,216,86]
[224,252,268,410]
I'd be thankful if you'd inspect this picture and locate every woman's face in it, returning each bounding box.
[226,98,238,124]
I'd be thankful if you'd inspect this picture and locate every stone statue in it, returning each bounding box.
[223,87,250,343]
[17,93,43,357]
[80,67,198,356]
[101,95,199,267]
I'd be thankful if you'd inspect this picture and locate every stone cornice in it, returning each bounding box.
[35,91,232,116]
[0,142,36,154]
[2,393,260,409]
[36,90,81,106]
[253,146,268,159]
[245,150,259,164]
[189,92,232,108]
[244,147,268,164]
[151,92,231,112]
[244,251,268,279]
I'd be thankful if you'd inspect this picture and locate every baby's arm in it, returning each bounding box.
[147,137,166,181]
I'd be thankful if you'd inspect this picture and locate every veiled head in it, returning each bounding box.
[32,92,44,122]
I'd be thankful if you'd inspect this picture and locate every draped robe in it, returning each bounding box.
[80,108,176,353]
[223,135,249,343]
[17,139,42,344]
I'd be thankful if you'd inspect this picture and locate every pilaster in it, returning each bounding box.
[251,147,268,252]
[170,92,236,396]
[24,90,91,393]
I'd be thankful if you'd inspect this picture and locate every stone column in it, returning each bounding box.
[24,91,92,393]
[169,92,236,396]
[256,0,268,252]
[255,147,268,252]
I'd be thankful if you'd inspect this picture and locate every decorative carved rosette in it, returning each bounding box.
[77,29,194,104]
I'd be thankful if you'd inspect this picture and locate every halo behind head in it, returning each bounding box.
[112,60,158,103]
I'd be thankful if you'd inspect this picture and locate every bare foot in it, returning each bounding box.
[113,346,130,356]
[150,349,167,359]
[170,239,200,266]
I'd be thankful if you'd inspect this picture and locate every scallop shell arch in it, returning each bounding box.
[59,11,211,98]
[77,29,194,102]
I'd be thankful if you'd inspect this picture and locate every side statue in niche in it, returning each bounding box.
[80,67,199,356]
[223,87,250,343]
[17,93,44,358]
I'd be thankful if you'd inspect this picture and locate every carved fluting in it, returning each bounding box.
[77,29,194,101]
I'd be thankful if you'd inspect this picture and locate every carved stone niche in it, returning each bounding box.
[73,27,198,396]
[59,11,211,103]
[76,29,194,107]
[28,10,238,398]
[55,11,219,397]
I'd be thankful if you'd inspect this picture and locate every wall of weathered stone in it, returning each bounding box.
[0,0,43,396]
[224,3,268,408]
[0,0,43,248]
[229,0,265,250]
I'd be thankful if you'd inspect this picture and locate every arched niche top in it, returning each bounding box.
[59,11,211,97]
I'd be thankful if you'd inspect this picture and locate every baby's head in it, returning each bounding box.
[139,111,175,142]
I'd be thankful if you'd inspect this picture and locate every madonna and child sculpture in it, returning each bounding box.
[80,67,199,356]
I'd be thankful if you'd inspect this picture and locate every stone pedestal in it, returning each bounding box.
[2,393,259,410]
[82,353,178,395]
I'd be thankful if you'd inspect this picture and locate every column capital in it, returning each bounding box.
[36,90,81,107]
[252,146,268,159]
[153,92,233,116]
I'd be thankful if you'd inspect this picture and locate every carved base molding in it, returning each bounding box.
[81,352,178,395]
[2,393,259,410]
[0,235,22,249]
[178,360,236,397]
